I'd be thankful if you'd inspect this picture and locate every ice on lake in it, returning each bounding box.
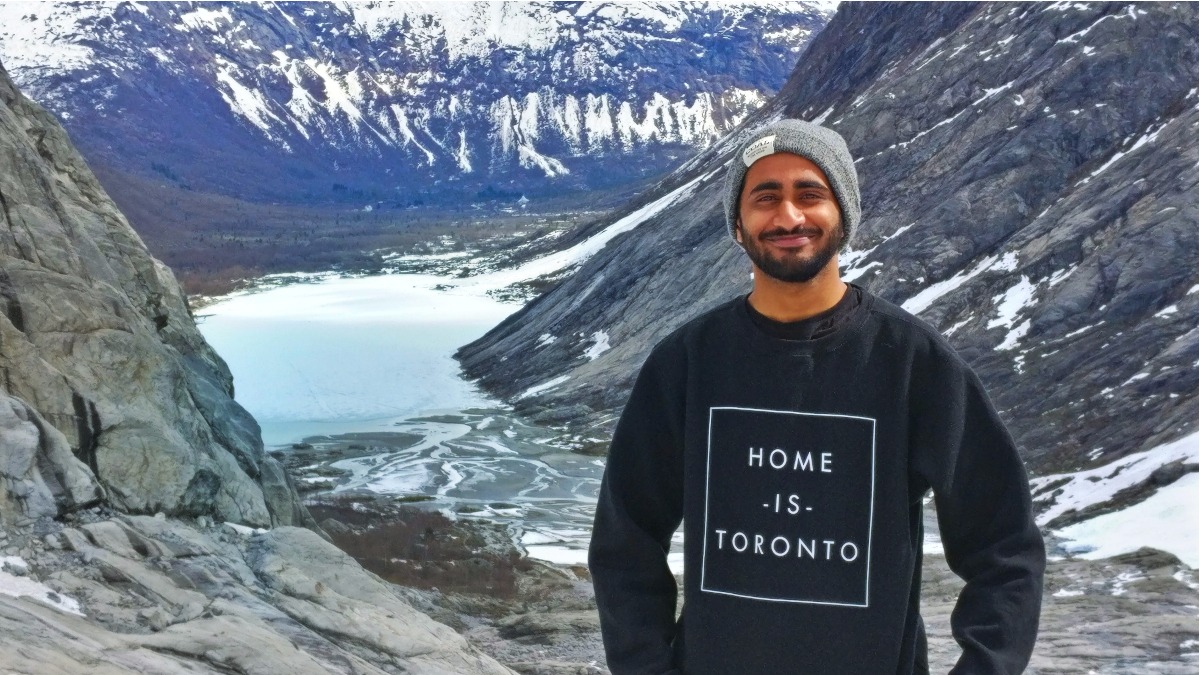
[197,272,518,446]
[196,270,609,564]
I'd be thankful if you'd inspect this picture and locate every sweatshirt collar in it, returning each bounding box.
[733,283,873,354]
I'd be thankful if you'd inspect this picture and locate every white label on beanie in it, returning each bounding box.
[742,135,776,167]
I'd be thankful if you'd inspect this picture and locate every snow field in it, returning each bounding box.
[1056,473,1198,568]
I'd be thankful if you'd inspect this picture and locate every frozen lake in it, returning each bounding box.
[197,272,517,445]
[195,270,621,567]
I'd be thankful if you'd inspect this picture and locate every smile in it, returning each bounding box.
[761,228,821,249]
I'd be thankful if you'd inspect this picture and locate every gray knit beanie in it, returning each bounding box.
[723,118,860,249]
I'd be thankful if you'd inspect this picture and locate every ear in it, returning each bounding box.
[734,219,744,244]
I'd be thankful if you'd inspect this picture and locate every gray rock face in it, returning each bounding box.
[0,514,514,674]
[0,392,101,521]
[458,3,1198,482]
[0,59,311,527]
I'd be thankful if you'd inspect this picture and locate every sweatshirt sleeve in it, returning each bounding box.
[589,342,686,675]
[910,344,1045,674]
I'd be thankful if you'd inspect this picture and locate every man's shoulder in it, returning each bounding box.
[863,289,939,335]
[861,288,969,365]
[635,296,743,373]
[653,296,743,350]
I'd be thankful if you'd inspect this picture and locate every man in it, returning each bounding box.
[588,118,1045,674]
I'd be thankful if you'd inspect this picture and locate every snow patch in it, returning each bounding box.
[389,106,437,164]
[306,60,368,128]
[518,144,570,178]
[1121,372,1150,387]
[0,556,83,616]
[1056,11,1123,44]
[972,81,1015,106]
[456,130,472,172]
[583,331,611,360]
[903,252,1017,315]
[809,106,835,125]
[1044,265,1076,288]
[883,223,915,242]
[455,167,716,294]
[839,244,881,283]
[516,375,570,401]
[1031,432,1199,526]
[1082,122,1168,184]
[214,66,288,145]
[992,251,1021,272]
[1062,322,1101,339]
[997,319,1031,351]
[178,6,232,32]
[895,108,968,149]
[943,316,972,336]
[843,262,882,283]
[912,44,948,73]
[224,522,268,536]
[1056,473,1198,568]
[989,276,1036,350]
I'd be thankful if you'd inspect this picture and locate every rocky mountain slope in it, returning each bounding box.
[0,1,832,207]
[458,1,1199,499]
[0,57,512,672]
[0,57,308,528]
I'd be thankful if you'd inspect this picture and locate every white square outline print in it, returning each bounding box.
[700,406,877,607]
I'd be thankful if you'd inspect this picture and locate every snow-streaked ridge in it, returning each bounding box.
[0,1,831,181]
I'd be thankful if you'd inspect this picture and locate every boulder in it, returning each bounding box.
[0,392,101,522]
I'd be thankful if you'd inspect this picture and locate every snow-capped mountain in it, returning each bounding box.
[0,1,834,204]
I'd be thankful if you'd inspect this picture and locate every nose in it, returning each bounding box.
[777,199,805,227]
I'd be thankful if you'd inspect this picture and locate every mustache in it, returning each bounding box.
[759,226,822,240]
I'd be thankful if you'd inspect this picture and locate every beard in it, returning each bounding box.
[739,221,844,283]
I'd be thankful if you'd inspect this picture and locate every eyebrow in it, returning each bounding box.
[747,179,831,194]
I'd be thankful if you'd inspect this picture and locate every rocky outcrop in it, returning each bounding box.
[459,3,1198,479]
[0,58,310,527]
[0,511,513,674]
[0,392,101,521]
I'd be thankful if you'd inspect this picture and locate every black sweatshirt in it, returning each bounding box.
[589,288,1045,674]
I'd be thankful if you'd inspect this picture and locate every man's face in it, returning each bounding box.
[736,152,843,284]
